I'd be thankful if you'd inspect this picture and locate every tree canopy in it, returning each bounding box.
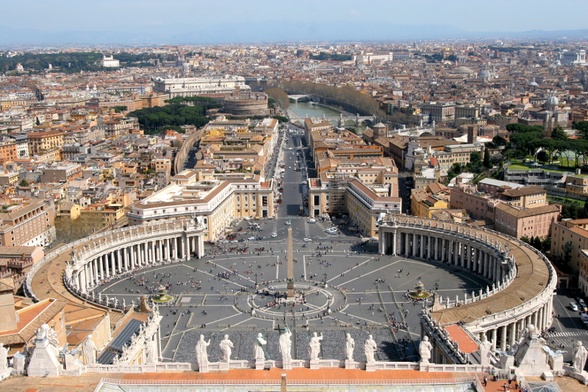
[128,99,221,134]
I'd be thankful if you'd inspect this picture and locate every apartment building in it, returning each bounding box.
[0,198,56,247]
[420,102,455,123]
[27,129,65,157]
[0,140,17,165]
[410,182,450,218]
[40,163,83,183]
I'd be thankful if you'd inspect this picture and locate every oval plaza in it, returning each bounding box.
[24,208,558,376]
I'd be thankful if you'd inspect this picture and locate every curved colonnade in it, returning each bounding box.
[26,220,205,309]
[26,214,556,368]
[378,214,557,362]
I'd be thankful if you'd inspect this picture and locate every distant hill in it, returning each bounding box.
[1,22,587,47]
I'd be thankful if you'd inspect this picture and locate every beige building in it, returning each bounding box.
[566,174,588,196]
[345,179,402,237]
[411,182,450,218]
[128,169,274,240]
[551,219,588,275]
[450,180,559,239]
[449,184,495,222]
[27,130,64,157]
[420,102,455,123]
[494,203,559,239]
[0,198,56,247]
[580,250,588,298]
[153,75,249,98]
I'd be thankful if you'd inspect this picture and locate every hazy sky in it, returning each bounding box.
[4,0,587,33]
[0,0,588,42]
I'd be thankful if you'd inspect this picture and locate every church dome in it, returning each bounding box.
[480,69,492,81]
[453,66,474,75]
[546,95,559,107]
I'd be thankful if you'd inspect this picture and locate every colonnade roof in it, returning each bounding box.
[432,227,551,326]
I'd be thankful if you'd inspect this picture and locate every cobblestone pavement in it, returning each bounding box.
[94,235,489,364]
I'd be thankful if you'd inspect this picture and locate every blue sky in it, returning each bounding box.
[2,0,588,44]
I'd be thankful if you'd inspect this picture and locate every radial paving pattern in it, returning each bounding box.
[94,239,489,364]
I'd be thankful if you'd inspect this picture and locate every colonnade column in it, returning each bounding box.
[392,231,397,256]
[92,260,98,285]
[508,323,516,348]
[158,240,163,263]
[500,325,507,351]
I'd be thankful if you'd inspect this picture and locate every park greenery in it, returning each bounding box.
[308,52,352,61]
[128,97,221,134]
[0,51,159,74]
[505,123,588,167]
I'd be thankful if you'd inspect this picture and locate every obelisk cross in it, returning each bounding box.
[287,226,295,298]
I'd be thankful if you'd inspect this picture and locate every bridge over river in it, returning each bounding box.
[287,95,375,126]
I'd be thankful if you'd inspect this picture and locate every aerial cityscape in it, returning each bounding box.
[1,1,588,391]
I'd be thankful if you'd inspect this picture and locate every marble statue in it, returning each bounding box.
[0,343,7,370]
[345,333,355,361]
[254,333,267,361]
[278,327,292,364]
[60,344,82,370]
[82,334,98,365]
[479,333,493,366]
[195,334,210,368]
[309,332,323,361]
[364,335,377,364]
[219,334,234,363]
[573,340,588,372]
[146,337,158,364]
[419,336,433,363]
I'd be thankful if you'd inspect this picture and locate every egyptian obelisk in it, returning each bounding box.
[287,226,294,298]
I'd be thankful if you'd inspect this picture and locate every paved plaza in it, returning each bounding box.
[93,221,489,365]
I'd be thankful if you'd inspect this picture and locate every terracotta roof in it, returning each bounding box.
[495,203,560,219]
[445,324,479,354]
[501,185,546,197]
[0,298,66,346]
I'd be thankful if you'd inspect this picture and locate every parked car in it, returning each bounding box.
[570,302,579,311]
[303,238,312,242]
[308,218,316,223]
[271,232,278,238]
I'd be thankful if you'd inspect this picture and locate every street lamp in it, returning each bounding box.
[323,272,328,288]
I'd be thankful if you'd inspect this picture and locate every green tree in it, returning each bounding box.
[19,179,29,187]
[562,241,573,266]
[265,87,290,109]
[551,127,568,140]
[492,135,507,146]
[483,146,490,168]
[470,151,482,165]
